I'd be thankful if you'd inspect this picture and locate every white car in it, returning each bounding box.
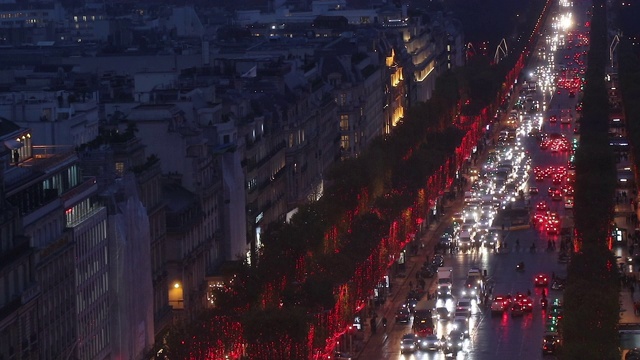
[456,298,473,317]
[400,334,418,353]
[419,334,441,351]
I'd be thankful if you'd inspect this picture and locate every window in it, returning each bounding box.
[115,162,124,177]
[340,115,349,131]
[341,135,350,150]
[339,93,347,106]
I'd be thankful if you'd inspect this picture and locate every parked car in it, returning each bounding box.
[395,306,411,323]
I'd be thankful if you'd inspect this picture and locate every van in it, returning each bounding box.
[458,231,472,246]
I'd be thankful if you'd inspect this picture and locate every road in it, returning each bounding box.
[356,0,590,358]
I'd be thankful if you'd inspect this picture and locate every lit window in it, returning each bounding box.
[115,162,124,177]
[341,135,350,150]
[340,115,349,131]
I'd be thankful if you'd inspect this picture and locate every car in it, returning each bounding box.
[435,306,451,321]
[395,306,411,323]
[529,186,539,195]
[491,295,510,314]
[413,309,432,323]
[542,333,561,354]
[519,297,534,312]
[413,318,434,337]
[431,254,445,267]
[484,230,500,248]
[400,334,418,353]
[405,297,419,312]
[456,298,473,315]
[418,334,441,351]
[511,303,524,317]
[461,279,478,298]
[437,284,452,296]
[444,330,465,353]
[454,308,470,320]
[546,222,560,235]
[564,198,574,209]
[537,201,549,212]
[549,115,557,123]
[534,274,549,287]
[439,234,453,248]
[452,318,469,337]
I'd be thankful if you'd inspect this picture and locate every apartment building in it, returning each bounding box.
[0,117,110,360]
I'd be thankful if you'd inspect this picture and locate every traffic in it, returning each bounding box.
[357,0,589,358]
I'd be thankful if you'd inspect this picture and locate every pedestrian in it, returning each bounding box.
[409,281,413,290]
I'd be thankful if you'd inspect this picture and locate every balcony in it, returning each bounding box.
[62,177,97,208]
